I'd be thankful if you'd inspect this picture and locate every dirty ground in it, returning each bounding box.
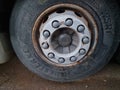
[0,56,120,90]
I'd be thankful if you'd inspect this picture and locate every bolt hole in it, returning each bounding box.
[56,9,65,13]
[42,16,48,23]
[74,12,82,17]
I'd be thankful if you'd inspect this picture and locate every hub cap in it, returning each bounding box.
[32,4,98,67]
[58,33,72,47]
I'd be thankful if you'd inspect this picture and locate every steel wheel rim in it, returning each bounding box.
[32,4,98,67]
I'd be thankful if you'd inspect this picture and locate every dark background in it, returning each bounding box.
[0,0,15,33]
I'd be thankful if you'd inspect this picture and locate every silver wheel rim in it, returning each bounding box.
[39,10,91,65]
[32,4,98,67]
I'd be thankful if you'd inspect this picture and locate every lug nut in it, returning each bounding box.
[77,25,85,32]
[65,18,73,26]
[42,42,49,49]
[82,37,89,44]
[48,53,55,58]
[58,58,65,63]
[43,30,50,38]
[52,20,60,28]
[79,49,86,55]
[70,56,77,62]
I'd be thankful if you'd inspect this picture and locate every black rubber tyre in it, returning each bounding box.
[116,44,120,64]
[10,0,120,82]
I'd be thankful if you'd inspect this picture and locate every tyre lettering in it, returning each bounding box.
[101,11,113,34]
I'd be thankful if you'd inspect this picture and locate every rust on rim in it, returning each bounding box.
[32,3,98,67]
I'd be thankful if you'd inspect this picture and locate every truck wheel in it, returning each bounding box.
[10,0,120,82]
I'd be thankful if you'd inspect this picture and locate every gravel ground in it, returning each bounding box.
[0,56,120,90]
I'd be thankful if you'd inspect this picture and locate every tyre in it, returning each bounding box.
[10,0,120,82]
[116,44,120,64]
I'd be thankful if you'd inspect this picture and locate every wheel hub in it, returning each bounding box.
[58,33,71,47]
[51,27,79,54]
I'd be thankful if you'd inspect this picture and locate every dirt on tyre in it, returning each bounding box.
[10,0,120,82]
